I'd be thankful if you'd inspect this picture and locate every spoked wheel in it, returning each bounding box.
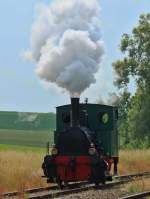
[94,178,105,187]
[93,173,106,186]
[101,178,106,185]
[56,177,63,189]
[94,180,99,187]
[64,181,69,187]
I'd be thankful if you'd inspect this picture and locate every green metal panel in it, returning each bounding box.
[56,104,114,131]
[55,103,118,157]
[84,104,113,131]
[111,108,119,157]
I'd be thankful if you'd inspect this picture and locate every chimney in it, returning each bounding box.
[71,97,80,127]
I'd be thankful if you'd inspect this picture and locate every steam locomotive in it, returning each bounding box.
[42,98,119,187]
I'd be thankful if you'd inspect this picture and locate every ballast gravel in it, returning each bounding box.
[56,187,129,199]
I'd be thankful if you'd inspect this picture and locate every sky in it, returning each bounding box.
[0,0,149,113]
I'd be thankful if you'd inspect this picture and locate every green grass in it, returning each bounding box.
[0,129,54,148]
[0,111,56,130]
[0,144,46,153]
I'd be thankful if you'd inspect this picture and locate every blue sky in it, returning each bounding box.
[0,0,149,113]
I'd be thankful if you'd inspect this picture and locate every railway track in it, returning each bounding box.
[28,180,131,199]
[1,171,150,199]
[119,191,150,199]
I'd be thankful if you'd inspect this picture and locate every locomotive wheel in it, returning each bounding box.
[94,177,105,186]
[94,180,99,186]
[64,181,69,187]
[56,177,63,189]
[101,177,106,185]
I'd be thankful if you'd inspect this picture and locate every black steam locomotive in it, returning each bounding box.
[42,97,118,187]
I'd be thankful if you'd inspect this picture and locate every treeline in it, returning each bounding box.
[113,14,150,149]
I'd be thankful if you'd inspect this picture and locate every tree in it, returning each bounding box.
[113,14,150,148]
[113,14,150,91]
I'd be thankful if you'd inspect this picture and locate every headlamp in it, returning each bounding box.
[51,147,58,156]
[88,147,96,155]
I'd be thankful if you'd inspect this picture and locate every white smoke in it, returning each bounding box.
[25,0,104,96]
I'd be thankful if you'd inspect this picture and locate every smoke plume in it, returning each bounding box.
[25,0,104,96]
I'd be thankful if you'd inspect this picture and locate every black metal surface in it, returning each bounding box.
[71,98,80,127]
[42,155,56,181]
[57,127,91,155]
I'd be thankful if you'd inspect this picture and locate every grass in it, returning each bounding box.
[0,147,47,193]
[0,129,54,147]
[0,144,46,153]
[119,149,150,174]
[0,148,150,193]
[124,178,150,195]
[0,128,54,193]
[0,111,56,130]
[117,150,150,196]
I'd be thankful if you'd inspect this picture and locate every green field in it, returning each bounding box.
[0,144,46,153]
[0,129,54,148]
[0,111,55,148]
[0,111,56,130]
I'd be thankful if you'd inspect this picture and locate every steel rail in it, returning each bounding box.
[1,171,150,198]
[28,180,130,199]
[0,185,57,198]
[115,171,150,180]
[119,191,150,199]
[0,181,87,198]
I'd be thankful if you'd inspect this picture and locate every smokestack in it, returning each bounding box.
[71,97,80,127]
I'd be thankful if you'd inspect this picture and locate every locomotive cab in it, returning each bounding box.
[42,97,119,187]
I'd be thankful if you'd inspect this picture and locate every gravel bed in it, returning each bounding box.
[56,186,129,199]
